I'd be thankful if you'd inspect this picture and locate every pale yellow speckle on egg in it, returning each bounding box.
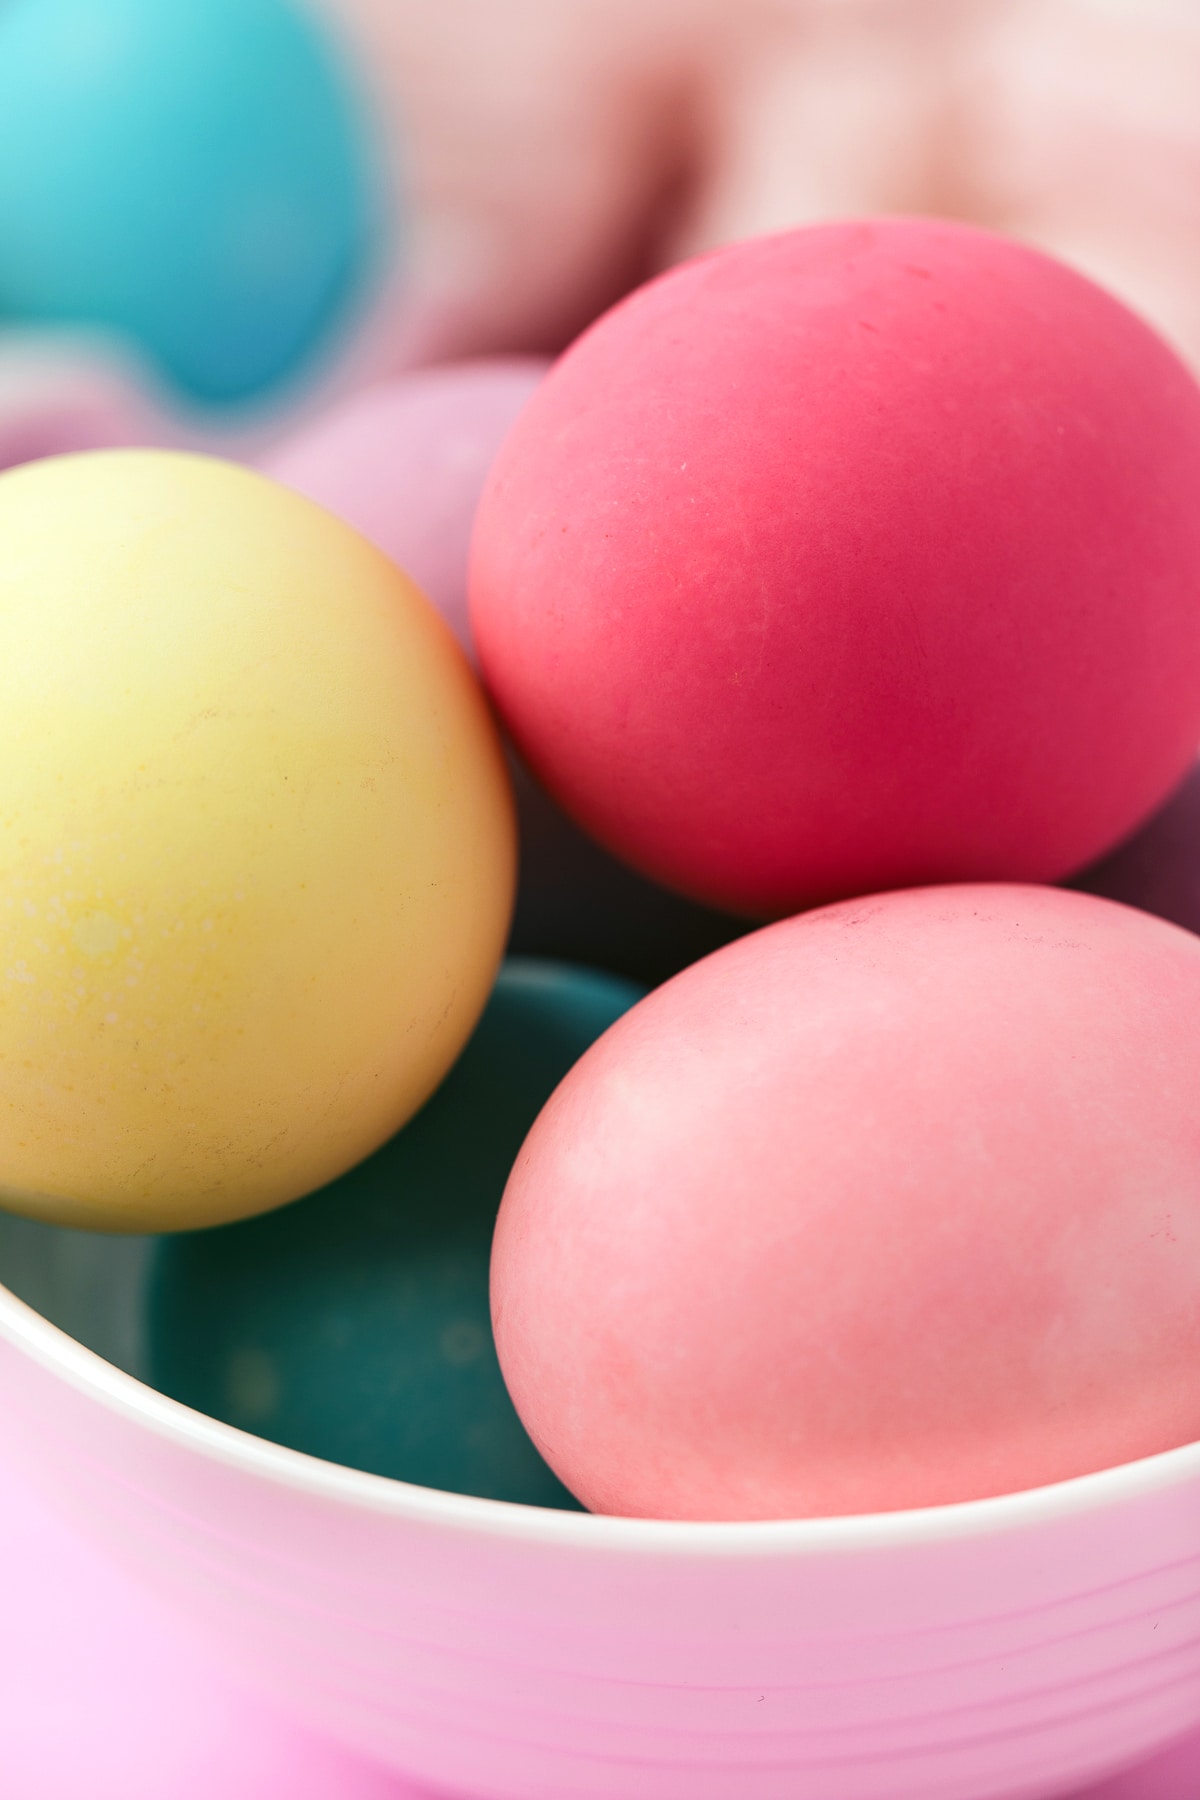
[72,912,122,957]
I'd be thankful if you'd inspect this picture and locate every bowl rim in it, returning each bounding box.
[5,1271,1200,1559]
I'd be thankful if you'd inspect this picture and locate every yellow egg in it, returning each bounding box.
[0,451,515,1231]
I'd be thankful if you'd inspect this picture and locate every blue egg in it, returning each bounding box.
[146,960,644,1508]
[0,0,382,406]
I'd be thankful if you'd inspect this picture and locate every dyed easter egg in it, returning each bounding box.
[0,450,513,1232]
[492,886,1200,1519]
[148,959,642,1506]
[267,361,748,984]
[265,360,548,646]
[0,339,170,475]
[471,219,1200,917]
[0,0,380,406]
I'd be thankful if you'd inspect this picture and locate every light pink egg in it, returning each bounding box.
[263,358,547,647]
[492,883,1200,1520]
[0,342,171,473]
[265,358,748,985]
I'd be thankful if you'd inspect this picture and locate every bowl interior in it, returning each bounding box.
[8,1208,1200,1800]
[8,1193,1200,1566]
[0,1209,152,1381]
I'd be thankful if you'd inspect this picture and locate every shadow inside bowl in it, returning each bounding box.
[0,1210,153,1380]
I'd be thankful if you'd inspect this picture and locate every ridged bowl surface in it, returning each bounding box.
[2,1220,1200,1800]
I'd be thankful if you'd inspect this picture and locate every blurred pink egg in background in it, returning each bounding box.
[0,340,173,475]
[264,358,547,646]
[265,358,748,984]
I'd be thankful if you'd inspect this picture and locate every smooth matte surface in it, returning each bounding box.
[0,341,170,473]
[265,359,548,647]
[7,1199,1200,1796]
[266,359,749,985]
[494,885,1200,1520]
[0,451,514,1230]
[0,1385,1193,1800]
[0,0,380,406]
[0,1453,407,1800]
[1073,1733,1200,1800]
[147,960,640,1506]
[472,218,1200,916]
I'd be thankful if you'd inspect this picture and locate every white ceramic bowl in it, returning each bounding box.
[2,1212,1200,1800]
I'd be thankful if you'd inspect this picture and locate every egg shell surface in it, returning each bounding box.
[0,450,514,1232]
[147,958,641,1506]
[0,0,381,407]
[471,218,1200,916]
[264,359,548,647]
[492,884,1200,1519]
[0,340,169,476]
[266,361,749,984]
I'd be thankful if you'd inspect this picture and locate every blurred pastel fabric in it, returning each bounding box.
[329,0,1200,370]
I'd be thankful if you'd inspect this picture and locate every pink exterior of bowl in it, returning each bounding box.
[0,1450,405,1800]
[3,1275,1200,1800]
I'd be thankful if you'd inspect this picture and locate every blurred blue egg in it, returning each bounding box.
[0,0,382,406]
[146,960,644,1508]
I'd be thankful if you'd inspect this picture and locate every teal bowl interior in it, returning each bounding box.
[0,1210,150,1380]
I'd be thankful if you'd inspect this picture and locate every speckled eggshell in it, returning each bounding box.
[471,218,1200,917]
[492,884,1200,1520]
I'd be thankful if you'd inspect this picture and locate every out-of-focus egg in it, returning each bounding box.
[1072,758,1200,936]
[266,361,748,985]
[0,0,381,406]
[492,885,1200,1520]
[0,338,173,475]
[472,218,1200,917]
[0,450,513,1232]
[147,959,641,1506]
[265,360,547,645]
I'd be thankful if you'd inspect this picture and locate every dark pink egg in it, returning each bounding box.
[471,219,1200,917]
[492,884,1200,1519]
